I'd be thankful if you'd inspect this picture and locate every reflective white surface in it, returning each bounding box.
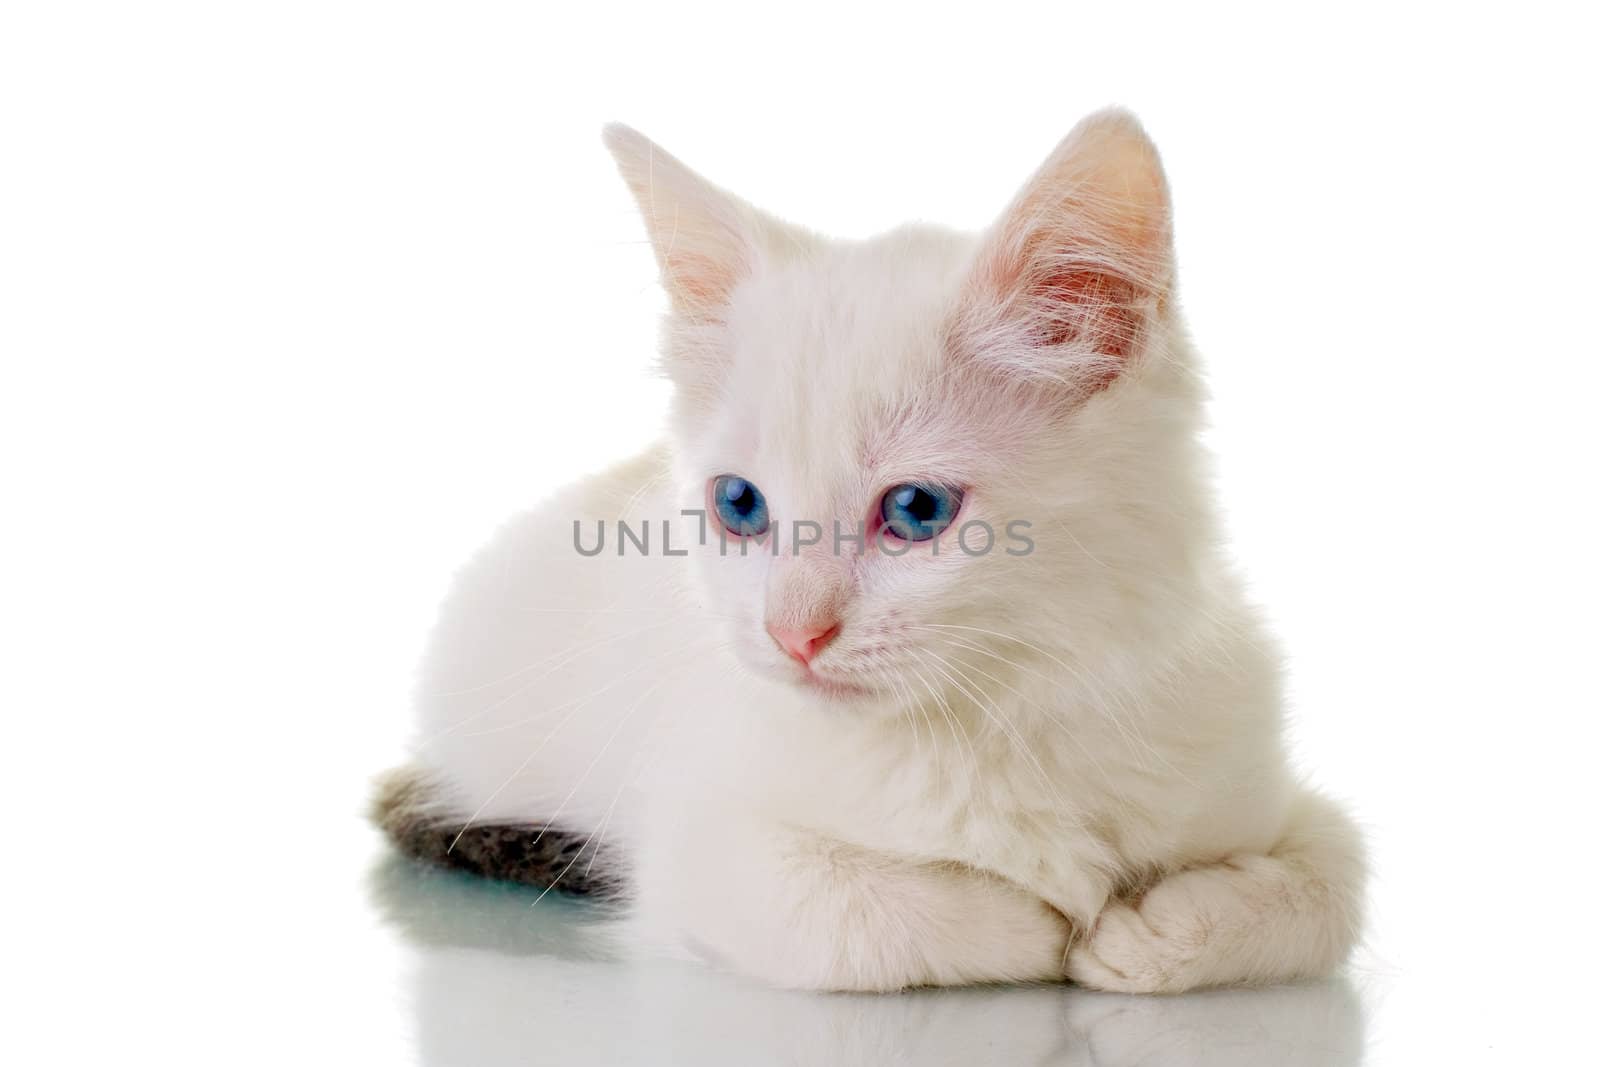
[369,853,1367,1066]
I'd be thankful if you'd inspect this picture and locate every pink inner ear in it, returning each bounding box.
[664,248,739,310]
[961,114,1173,392]
[1030,264,1143,368]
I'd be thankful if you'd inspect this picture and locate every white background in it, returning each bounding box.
[3,2,1597,1063]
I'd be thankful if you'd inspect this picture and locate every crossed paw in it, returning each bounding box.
[1066,864,1247,994]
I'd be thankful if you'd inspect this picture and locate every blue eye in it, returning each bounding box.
[712,474,770,537]
[880,483,963,542]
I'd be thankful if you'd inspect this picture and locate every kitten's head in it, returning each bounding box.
[606,112,1206,712]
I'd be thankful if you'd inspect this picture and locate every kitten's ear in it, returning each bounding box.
[602,124,798,317]
[960,109,1173,391]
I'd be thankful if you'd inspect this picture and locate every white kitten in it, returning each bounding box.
[374,109,1366,993]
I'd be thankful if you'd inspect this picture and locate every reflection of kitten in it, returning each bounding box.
[371,856,1366,1066]
[374,110,1366,993]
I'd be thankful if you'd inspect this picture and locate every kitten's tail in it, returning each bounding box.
[369,765,625,899]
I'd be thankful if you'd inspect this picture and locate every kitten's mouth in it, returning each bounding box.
[741,637,877,701]
[793,671,873,700]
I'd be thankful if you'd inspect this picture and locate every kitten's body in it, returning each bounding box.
[377,112,1365,993]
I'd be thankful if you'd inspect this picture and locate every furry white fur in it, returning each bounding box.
[390,110,1365,993]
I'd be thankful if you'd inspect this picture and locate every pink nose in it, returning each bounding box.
[767,621,839,666]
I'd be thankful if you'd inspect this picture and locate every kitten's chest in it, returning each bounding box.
[722,712,1117,922]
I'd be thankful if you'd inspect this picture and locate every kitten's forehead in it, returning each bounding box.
[721,226,978,508]
[740,230,970,368]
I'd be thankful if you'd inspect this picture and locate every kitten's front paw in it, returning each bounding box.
[1065,870,1229,994]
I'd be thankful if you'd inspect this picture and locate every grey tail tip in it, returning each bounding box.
[370,765,625,899]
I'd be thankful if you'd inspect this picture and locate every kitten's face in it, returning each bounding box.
[678,233,1053,704]
[605,114,1183,712]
